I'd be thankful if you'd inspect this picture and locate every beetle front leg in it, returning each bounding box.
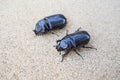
[82,46,97,50]
[61,50,69,62]
[73,49,84,60]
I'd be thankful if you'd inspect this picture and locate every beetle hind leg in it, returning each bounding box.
[82,46,97,50]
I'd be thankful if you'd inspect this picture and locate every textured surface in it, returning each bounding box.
[0,0,120,80]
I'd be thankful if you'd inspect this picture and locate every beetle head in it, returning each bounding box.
[56,41,68,51]
[33,20,47,35]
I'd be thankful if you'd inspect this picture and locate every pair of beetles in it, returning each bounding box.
[33,14,96,62]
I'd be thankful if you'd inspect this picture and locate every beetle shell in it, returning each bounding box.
[55,29,96,62]
[33,14,67,35]
[56,31,90,51]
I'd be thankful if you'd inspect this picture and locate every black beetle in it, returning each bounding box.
[56,28,97,62]
[33,14,67,35]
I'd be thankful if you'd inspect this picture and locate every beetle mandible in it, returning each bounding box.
[56,28,97,62]
[33,14,67,35]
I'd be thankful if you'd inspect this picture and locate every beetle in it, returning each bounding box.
[33,14,67,35]
[56,28,97,62]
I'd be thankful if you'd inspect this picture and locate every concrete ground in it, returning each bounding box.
[0,0,120,80]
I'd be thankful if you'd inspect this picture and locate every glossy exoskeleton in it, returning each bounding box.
[56,28,96,62]
[33,14,67,35]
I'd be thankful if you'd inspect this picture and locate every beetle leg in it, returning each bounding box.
[56,40,61,43]
[37,33,43,36]
[33,30,36,33]
[59,51,61,55]
[61,50,69,62]
[75,27,81,32]
[49,31,59,37]
[53,45,56,47]
[73,49,84,60]
[82,46,97,50]
[66,30,69,35]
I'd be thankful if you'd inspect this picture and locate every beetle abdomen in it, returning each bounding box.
[71,31,90,47]
[62,31,90,48]
[45,14,67,29]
